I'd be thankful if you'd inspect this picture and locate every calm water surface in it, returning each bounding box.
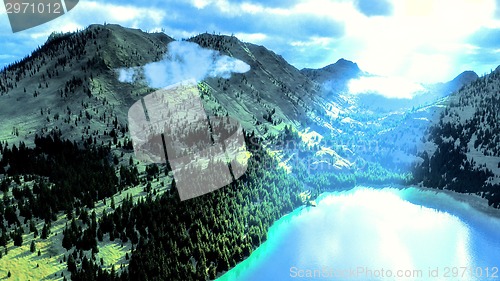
[216,187,500,281]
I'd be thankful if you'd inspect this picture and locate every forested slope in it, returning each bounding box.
[413,67,500,207]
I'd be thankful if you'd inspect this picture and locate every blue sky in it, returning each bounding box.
[0,0,499,85]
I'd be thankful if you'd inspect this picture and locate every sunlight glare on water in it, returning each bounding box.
[217,187,500,281]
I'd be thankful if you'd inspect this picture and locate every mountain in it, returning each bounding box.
[0,24,330,280]
[301,58,362,104]
[0,24,323,148]
[0,24,174,145]
[0,23,498,281]
[187,33,322,133]
[302,59,479,115]
[421,70,479,100]
[298,63,487,181]
[412,67,500,207]
[448,70,479,91]
[301,58,362,84]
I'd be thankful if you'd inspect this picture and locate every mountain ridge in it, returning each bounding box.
[0,24,324,146]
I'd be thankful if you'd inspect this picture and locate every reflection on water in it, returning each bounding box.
[217,187,500,281]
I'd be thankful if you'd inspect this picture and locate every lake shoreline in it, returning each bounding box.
[360,183,500,219]
[348,181,500,218]
[413,185,500,218]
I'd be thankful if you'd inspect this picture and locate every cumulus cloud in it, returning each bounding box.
[354,0,393,17]
[348,76,424,99]
[118,41,250,88]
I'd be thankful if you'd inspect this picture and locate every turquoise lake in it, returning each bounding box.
[216,187,500,281]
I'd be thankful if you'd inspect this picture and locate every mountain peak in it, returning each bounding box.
[452,70,478,85]
[329,58,360,71]
[424,70,480,99]
[300,58,362,88]
[322,58,361,77]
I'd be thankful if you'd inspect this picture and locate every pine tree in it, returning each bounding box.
[41,223,49,239]
[67,254,76,273]
[30,240,36,253]
[13,230,22,246]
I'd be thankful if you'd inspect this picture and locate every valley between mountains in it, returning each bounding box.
[0,24,499,280]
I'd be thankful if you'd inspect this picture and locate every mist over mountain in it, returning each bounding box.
[117,40,251,87]
[353,70,480,113]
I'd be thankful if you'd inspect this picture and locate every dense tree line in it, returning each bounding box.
[64,125,414,281]
[69,132,303,280]
[0,132,119,221]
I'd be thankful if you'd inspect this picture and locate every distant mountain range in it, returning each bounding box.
[0,23,493,186]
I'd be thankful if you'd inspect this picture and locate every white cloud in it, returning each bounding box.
[76,2,165,26]
[193,0,211,9]
[348,76,424,99]
[335,0,496,83]
[118,41,250,88]
[240,2,264,14]
[190,0,290,15]
[201,0,496,84]
[234,32,268,43]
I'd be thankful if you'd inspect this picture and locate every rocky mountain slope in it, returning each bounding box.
[300,59,483,173]
[0,23,325,279]
[0,22,342,280]
[412,67,500,206]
